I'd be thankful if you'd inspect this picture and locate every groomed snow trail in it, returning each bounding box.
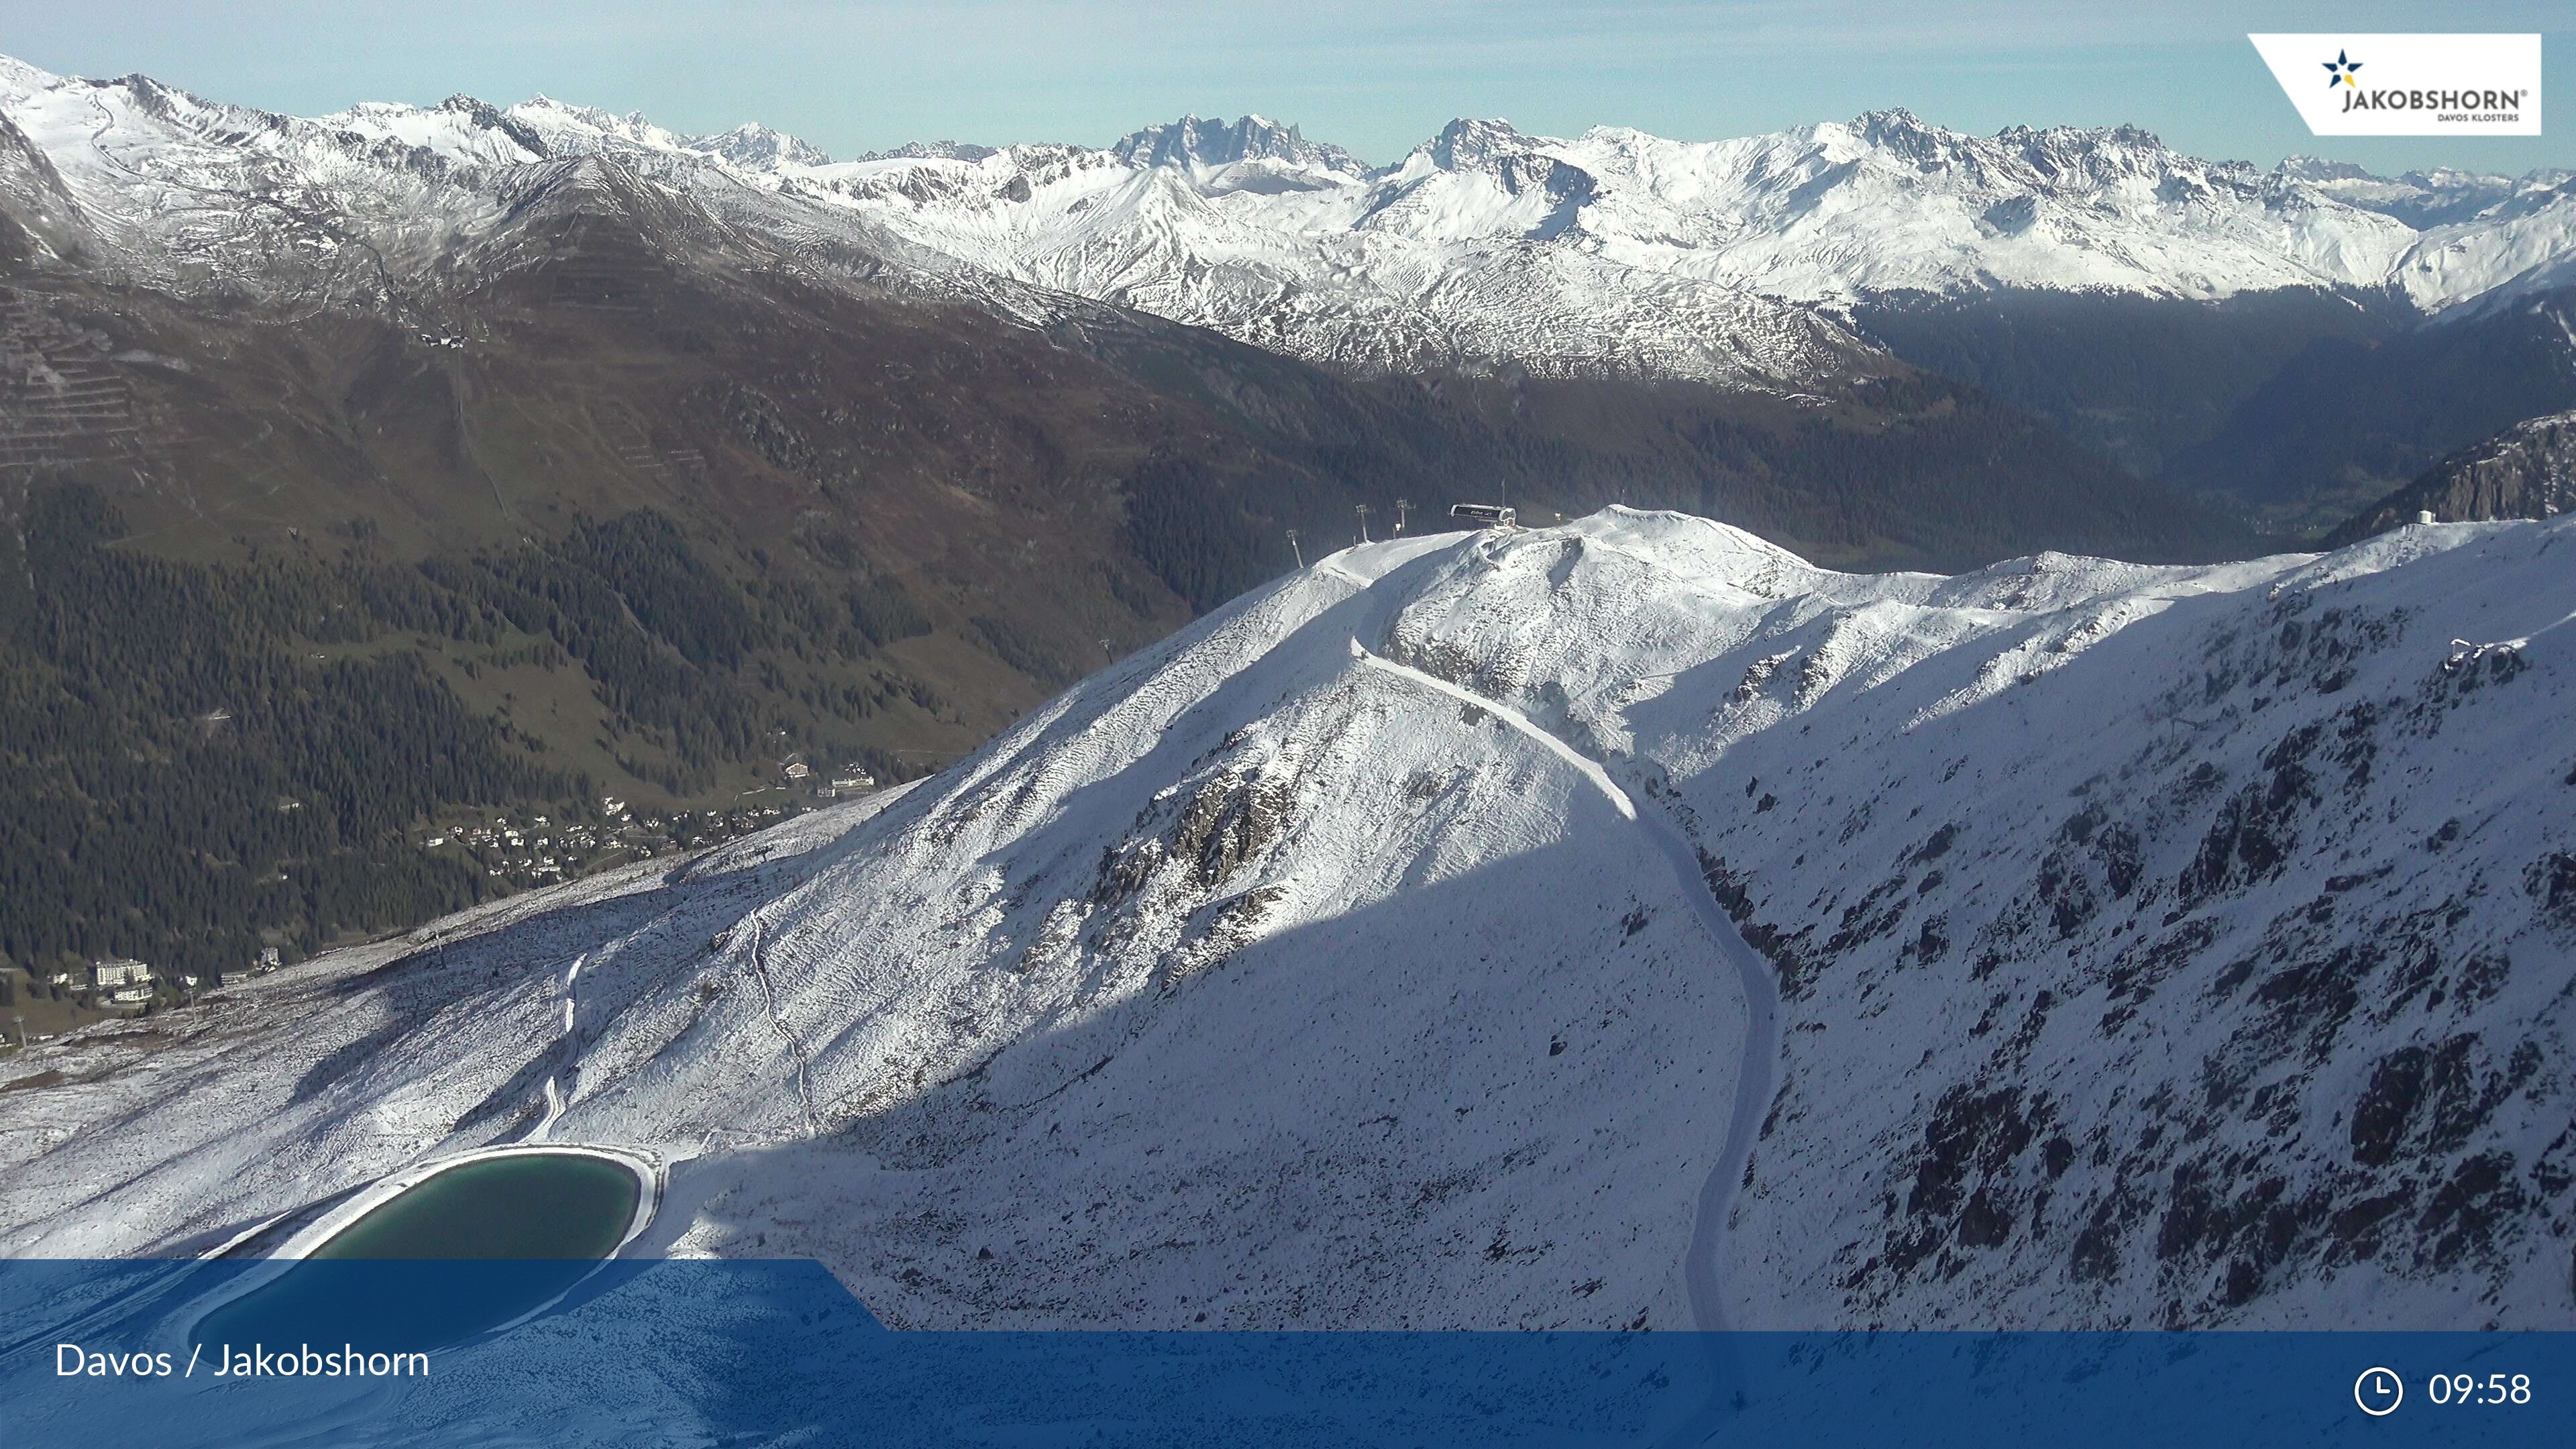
[744,916,823,1137]
[1346,638,1634,820]
[532,953,585,1142]
[1348,638,1780,1334]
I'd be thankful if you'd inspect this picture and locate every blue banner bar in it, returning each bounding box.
[1,1260,2563,1446]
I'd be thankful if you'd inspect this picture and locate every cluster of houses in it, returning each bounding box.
[45,956,213,1009]
[786,757,877,800]
[411,769,885,890]
[436,809,632,881]
[681,804,786,848]
[428,796,801,882]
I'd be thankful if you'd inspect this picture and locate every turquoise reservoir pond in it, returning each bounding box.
[309,1152,639,1261]
[191,1152,643,1352]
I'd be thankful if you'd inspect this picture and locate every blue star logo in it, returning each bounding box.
[2322,50,2363,89]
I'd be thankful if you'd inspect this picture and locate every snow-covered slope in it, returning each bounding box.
[5,508,2569,1331]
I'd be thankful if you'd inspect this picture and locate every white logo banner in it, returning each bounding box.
[2248,34,2540,136]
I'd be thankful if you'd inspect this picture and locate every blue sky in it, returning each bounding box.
[23,2,2573,174]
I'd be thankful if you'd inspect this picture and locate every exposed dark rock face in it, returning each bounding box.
[2327,409,2576,545]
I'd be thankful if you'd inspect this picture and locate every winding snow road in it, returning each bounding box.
[1346,637,1780,1334]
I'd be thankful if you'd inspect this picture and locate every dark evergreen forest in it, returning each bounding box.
[0,486,934,983]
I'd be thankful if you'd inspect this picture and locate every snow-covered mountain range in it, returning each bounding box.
[7,53,2574,386]
[810,110,2576,319]
[5,508,2569,1330]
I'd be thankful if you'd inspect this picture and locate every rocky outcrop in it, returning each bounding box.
[2326,410,2576,545]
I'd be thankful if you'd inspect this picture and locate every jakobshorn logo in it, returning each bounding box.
[2249,34,2540,136]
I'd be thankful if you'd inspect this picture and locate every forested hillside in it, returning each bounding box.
[0,486,951,981]
[1858,286,2576,537]
[1854,287,2402,482]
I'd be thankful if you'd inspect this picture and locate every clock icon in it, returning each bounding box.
[2355,1366,2405,1417]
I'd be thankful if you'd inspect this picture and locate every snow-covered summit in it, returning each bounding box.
[688,121,830,170]
[851,138,998,164]
[319,95,549,164]
[1420,117,1534,172]
[5,507,2569,1332]
[1110,112,1364,180]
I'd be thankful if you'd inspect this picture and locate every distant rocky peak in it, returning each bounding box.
[690,122,830,170]
[516,94,607,127]
[2276,154,2374,183]
[1873,107,2143,156]
[1110,113,1362,174]
[511,95,672,146]
[1849,107,1933,141]
[1996,121,2191,189]
[1833,107,1962,169]
[439,94,553,158]
[854,140,1000,163]
[1423,117,1534,172]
